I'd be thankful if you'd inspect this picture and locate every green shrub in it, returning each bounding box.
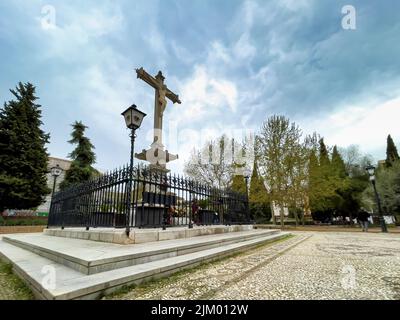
[3,218,47,226]
[198,199,209,209]
[0,216,4,226]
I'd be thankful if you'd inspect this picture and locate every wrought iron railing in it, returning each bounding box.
[48,165,250,229]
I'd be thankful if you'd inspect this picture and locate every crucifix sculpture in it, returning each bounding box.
[134,67,181,172]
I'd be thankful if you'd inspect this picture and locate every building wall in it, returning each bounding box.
[36,157,71,214]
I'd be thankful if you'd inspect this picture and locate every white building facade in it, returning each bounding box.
[36,157,71,215]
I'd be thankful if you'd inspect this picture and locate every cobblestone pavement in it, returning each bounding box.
[108,234,309,300]
[110,232,400,300]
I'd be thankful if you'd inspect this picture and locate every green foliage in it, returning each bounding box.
[249,160,271,222]
[0,82,50,211]
[60,121,97,190]
[231,170,247,195]
[1,217,48,226]
[319,138,330,167]
[386,134,399,167]
[250,202,272,223]
[258,115,304,226]
[308,149,331,212]
[307,141,351,214]
[0,215,4,225]
[249,160,267,203]
[196,199,209,209]
[331,146,347,178]
[363,160,400,214]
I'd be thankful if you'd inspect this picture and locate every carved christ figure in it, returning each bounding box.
[136,68,181,145]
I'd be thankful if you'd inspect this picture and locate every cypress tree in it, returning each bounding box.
[319,138,330,167]
[332,145,347,178]
[249,161,265,202]
[0,82,50,211]
[231,166,247,195]
[249,160,271,222]
[231,175,247,194]
[307,149,321,211]
[386,134,399,167]
[59,121,97,190]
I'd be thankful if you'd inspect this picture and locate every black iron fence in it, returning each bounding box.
[48,165,250,229]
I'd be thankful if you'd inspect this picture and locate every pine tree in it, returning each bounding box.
[331,145,347,179]
[319,138,330,167]
[249,161,265,202]
[59,121,97,190]
[0,82,50,211]
[249,160,271,222]
[386,134,399,167]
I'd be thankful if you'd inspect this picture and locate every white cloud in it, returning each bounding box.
[279,0,312,11]
[175,65,238,123]
[209,41,232,65]
[38,5,123,58]
[171,41,196,64]
[298,97,400,158]
[233,33,256,60]
[142,23,168,67]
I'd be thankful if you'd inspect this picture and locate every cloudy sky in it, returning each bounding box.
[1,0,399,173]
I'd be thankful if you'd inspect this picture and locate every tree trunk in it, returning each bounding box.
[294,208,299,227]
[280,205,285,228]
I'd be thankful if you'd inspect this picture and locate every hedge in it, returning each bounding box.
[0,216,48,226]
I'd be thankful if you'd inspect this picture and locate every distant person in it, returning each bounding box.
[357,209,371,232]
[213,212,219,224]
[167,206,176,225]
[191,199,200,225]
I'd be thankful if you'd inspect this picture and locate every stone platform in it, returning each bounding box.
[44,225,255,244]
[0,226,289,300]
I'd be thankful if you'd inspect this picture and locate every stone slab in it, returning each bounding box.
[3,229,280,275]
[0,231,289,300]
[44,225,255,245]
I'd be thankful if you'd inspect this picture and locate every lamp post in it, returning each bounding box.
[49,164,63,229]
[244,168,251,224]
[365,165,388,233]
[122,104,147,236]
[50,164,63,196]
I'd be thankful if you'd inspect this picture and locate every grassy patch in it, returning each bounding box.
[105,233,294,300]
[0,260,34,300]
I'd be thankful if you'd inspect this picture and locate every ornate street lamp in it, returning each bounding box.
[365,164,388,233]
[49,164,63,229]
[122,104,147,236]
[50,164,63,196]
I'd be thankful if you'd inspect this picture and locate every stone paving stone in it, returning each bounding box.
[108,231,400,300]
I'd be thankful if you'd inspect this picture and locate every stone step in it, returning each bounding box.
[44,225,256,245]
[2,229,280,275]
[0,231,289,300]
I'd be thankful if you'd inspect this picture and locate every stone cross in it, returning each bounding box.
[134,67,181,171]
